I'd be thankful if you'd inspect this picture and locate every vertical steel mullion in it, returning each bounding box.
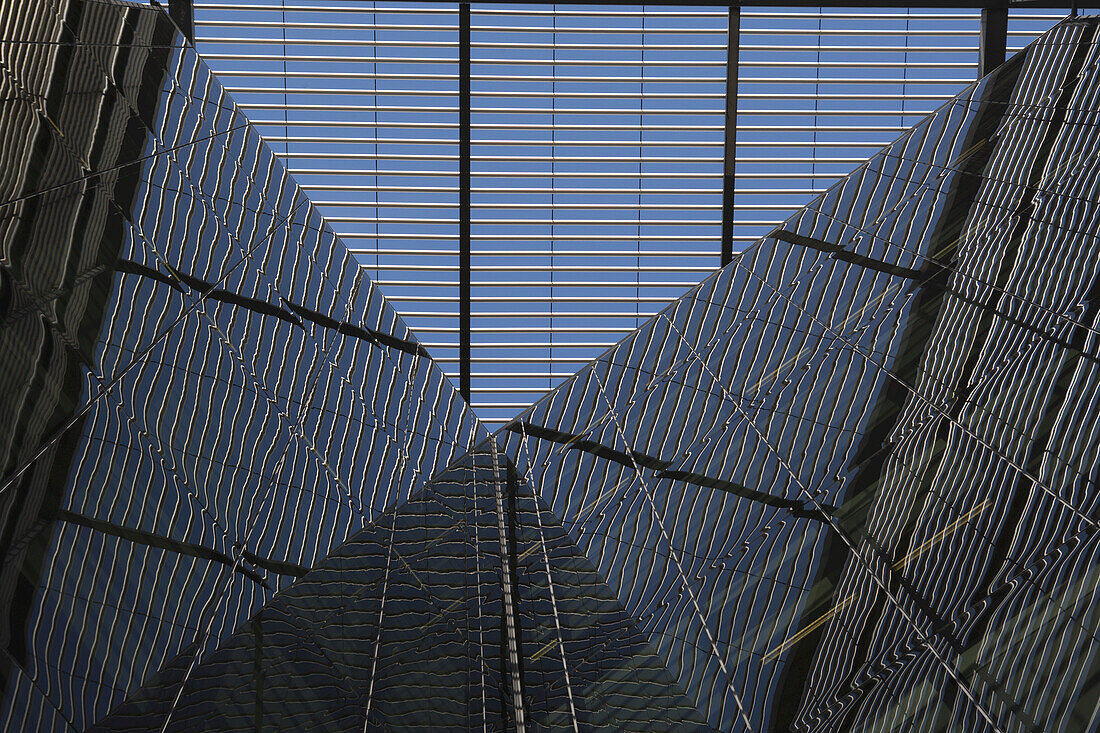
[721,4,739,268]
[252,617,263,733]
[460,2,472,403]
[489,443,527,732]
[979,1,1008,78]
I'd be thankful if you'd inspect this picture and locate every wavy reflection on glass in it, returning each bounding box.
[2,2,1100,732]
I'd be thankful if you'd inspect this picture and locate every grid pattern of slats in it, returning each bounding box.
[97,445,715,731]
[496,18,1100,727]
[5,5,1098,730]
[468,6,727,418]
[193,1,464,392]
[191,2,1063,429]
[0,2,481,728]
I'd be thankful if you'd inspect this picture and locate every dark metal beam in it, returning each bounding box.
[167,0,193,43]
[721,4,739,268]
[459,2,472,404]
[431,1,1096,6]
[980,1,1009,78]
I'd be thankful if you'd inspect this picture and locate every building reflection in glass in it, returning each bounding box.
[1,2,1099,732]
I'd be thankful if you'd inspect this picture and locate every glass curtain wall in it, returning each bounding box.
[191,3,1064,429]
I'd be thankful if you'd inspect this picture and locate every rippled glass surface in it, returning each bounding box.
[3,2,1100,732]
[91,441,713,732]
[0,1,481,729]
[496,16,1100,731]
[189,3,1065,430]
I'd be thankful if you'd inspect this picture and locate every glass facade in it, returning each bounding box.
[2,1,1100,732]
[494,17,1100,730]
[92,442,714,731]
[0,1,480,729]
[190,3,1065,428]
